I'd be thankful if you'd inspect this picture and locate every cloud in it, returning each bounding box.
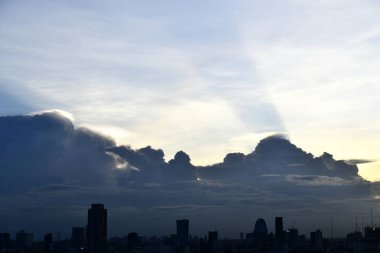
[0,112,376,237]
[0,111,116,192]
[0,0,289,166]
[344,159,375,165]
[197,135,362,181]
[285,174,354,186]
[37,184,85,192]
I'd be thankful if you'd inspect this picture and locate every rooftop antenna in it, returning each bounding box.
[355,216,359,253]
[330,217,334,240]
[356,216,358,232]
[371,208,374,228]
[361,219,365,233]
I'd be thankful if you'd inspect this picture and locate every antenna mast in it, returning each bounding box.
[356,216,358,232]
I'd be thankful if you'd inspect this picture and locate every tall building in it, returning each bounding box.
[15,230,33,249]
[44,233,53,253]
[254,218,268,237]
[87,204,107,253]
[208,231,218,243]
[71,227,85,250]
[286,228,299,246]
[365,226,380,239]
[254,218,268,248]
[275,217,284,243]
[176,219,189,247]
[0,233,10,251]
[311,229,322,250]
[208,231,219,253]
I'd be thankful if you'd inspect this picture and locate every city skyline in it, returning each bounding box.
[2,205,380,252]
[0,203,376,240]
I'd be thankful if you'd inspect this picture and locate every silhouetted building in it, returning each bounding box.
[311,229,322,250]
[128,232,141,248]
[346,231,362,253]
[254,218,268,248]
[15,230,33,249]
[71,227,85,250]
[286,228,299,246]
[254,218,268,236]
[208,231,219,253]
[275,217,284,244]
[176,219,189,247]
[365,226,380,239]
[44,233,53,253]
[87,204,107,253]
[0,233,10,251]
[208,231,218,243]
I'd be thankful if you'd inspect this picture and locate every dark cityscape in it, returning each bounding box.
[1,203,380,253]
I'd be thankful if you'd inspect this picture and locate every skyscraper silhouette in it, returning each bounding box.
[208,231,219,253]
[176,219,189,247]
[71,227,85,250]
[44,233,53,253]
[253,218,268,248]
[275,217,284,243]
[311,229,323,250]
[87,204,107,253]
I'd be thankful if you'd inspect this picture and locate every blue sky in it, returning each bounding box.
[1,0,380,180]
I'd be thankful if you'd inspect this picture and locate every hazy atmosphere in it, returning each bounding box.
[1,0,380,242]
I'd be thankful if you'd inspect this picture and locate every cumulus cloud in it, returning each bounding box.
[0,113,377,237]
[196,135,362,182]
[0,112,116,192]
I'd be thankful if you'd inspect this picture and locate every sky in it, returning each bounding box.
[1,0,380,238]
[1,0,380,180]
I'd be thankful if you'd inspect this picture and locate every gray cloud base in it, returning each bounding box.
[0,112,376,237]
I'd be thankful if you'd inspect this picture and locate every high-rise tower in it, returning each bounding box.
[254,218,268,248]
[275,217,284,243]
[87,204,107,253]
[176,219,189,247]
[71,227,85,250]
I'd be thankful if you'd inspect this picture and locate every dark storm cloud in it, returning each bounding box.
[196,135,361,182]
[0,113,377,237]
[0,112,116,192]
[105,146,197,184]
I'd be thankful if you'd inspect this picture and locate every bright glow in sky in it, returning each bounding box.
[0,0,379,180]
